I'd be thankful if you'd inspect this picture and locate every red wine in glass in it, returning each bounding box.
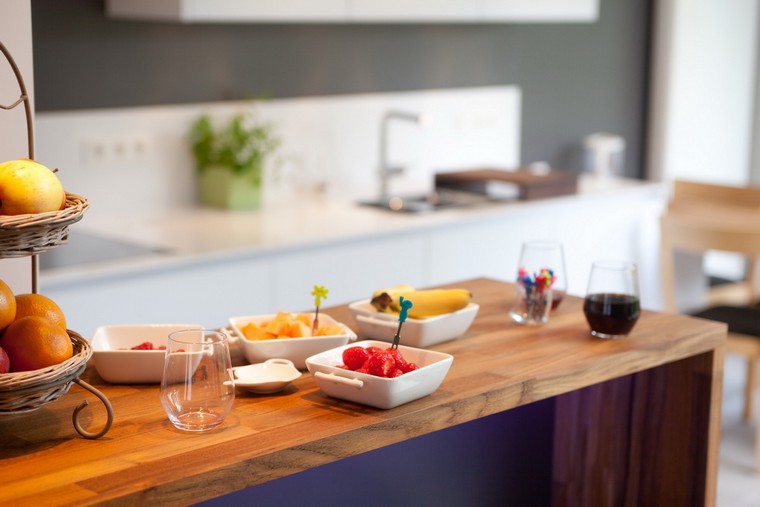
[550,290,565,310]
[583,292,640,338]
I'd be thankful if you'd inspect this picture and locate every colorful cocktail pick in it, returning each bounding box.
[311,284,329,334]
[391,296,414,349]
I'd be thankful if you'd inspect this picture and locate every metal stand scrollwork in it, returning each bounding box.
[0,41,114,439]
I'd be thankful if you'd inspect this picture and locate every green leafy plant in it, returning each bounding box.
[188,110,279,185]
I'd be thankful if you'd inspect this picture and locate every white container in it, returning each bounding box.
[305,340,454,409]
[583,132,626,178]
[230,358,302,394]
[348,300,479,347]
[229,313,357,369]
[91,323,203,384]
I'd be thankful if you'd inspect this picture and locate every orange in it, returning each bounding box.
[0,316,72,372]
[14,293,66,330]
[0,279,16,333]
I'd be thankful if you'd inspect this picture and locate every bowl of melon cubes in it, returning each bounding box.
[229,312,357,369]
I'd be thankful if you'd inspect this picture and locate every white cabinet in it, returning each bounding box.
[105,0,599,24]
[427,217,524,286]
[43,233,428,336]
[426,190,665,303]
[347,0,480,22]
[105,0,347,23]
[271,233,428,311]
[45,257,273,335]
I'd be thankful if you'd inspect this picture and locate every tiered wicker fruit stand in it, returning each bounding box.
[0,41,113,438]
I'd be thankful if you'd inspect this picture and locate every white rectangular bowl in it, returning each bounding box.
[91,324,203,384]
[229,313,357,370]
[305,340,453,409]
[348,300,479,348]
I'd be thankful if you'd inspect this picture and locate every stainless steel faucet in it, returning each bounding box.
[378,110,426,203]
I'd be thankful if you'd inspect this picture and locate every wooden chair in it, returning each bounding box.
[669,179,760,306]
[660,180,760,473]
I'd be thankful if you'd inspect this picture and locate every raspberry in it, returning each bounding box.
[342,346,370,371]
[366,350,396,377]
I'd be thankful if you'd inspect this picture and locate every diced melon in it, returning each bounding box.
[315,324,344,336]
[286,320,312,338]
[240,312,345,340]
[263,312,292,335]
[241,324,276,341]
[295,313,313,327]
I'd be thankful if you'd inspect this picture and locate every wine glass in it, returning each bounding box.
[160,329,235,431]
[583,260,641,339]
[509,240,567,324]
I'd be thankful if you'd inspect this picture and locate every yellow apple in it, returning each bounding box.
[0,158,65,215]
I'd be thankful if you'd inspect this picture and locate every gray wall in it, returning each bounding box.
[30,0,652,177]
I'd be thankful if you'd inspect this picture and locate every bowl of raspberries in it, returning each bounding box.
[91,324,203,384]
[305,340,453,409]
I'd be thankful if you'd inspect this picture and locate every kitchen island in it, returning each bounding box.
[0,278,725,506]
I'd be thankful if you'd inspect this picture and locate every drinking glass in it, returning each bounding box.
[509,240,567,325]
[583,260,641,339]
[160,329,235,431]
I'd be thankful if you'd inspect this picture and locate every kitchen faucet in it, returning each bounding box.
[378,110,427,203]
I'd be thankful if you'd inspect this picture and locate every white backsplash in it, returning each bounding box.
[34,86,521,217]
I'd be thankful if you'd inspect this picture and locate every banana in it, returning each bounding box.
[370,288,471,319]
[371,284,416,299]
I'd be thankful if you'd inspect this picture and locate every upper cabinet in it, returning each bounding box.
[105,0,599,24]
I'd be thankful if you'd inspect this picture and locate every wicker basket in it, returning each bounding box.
[0,192,89,258]
[0,331,92,414]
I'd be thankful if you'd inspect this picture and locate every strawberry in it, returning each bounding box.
[342,346,370,370]
[366,350,396,377]
[403,362,418,373]
[386,348,408,372]
[389,368,404,378]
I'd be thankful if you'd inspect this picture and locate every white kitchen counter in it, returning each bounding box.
[39,175,667,335]
[41,175,662,282]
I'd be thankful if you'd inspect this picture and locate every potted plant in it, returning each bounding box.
[188,109,279,210]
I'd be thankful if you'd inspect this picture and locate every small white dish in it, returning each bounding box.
[91,324,204,384]
[348,300,479,348]
[230,358,301,394]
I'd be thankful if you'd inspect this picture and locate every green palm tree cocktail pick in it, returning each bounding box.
[311,285,329,334]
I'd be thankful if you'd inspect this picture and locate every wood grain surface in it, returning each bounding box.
[0,278,726,506]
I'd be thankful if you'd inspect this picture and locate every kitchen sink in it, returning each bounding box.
[38,230,169,270]
[359,189,500,213]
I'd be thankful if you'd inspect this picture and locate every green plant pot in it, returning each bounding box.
[199,166,261,210]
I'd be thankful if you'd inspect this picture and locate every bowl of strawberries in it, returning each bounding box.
[304,340,453,409]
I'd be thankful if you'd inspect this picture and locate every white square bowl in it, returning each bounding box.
[229,313,357,370]
[91,324,203,384]
[305,340,454,409]
[348,300,479,348]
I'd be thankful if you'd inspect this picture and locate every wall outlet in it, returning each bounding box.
[80,133,150,170]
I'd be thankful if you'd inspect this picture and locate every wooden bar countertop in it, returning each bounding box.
[0,278,727,506]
